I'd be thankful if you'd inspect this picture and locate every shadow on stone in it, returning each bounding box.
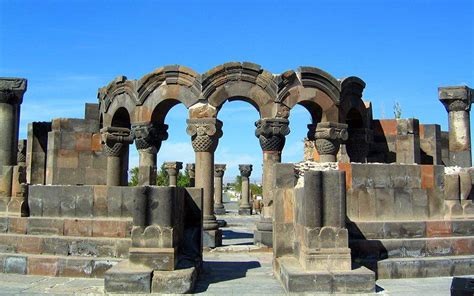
[194,261,261,293]
[222,230,253,240]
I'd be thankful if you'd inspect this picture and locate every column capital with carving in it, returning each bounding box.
[313,122,348,159]
[132,122,168,154]
[239,164,253,178]
[186,118,223,152]
[100,126,133,157]
[439,86,473,112]
[214,164,226,177]
[0,78,27,105]
[255,118,290,152]
[164,161,183,177]
[186,163,195,178]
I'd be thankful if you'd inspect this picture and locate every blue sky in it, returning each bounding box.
[1,0,473,181]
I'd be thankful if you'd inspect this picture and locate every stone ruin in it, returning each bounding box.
[0,62,472,294]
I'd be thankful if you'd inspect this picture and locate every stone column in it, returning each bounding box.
[101,127,133,186]
[239,164,253,215]
[7,140,28,216]
[186,118,223,247]
[186,163,195,187]
[439,86,473,167]
[164,161,183,186]
[313,122,348,162]
[0,78,26,175]
[132,123,168,186]
[214,164,226,215]
[254,118,289,246]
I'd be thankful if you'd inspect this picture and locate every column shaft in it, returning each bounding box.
[262,151,280,218]
[449,110,471,166]
[107,156,122,186]
[195,151,217,230]
[138,150,157,185]
[0,103,19,171]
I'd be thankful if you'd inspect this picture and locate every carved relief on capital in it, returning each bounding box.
[439,86,472,112]
[164,161,183,176]
[101,127,133,157]
[255,118,290,152]
[0,78,27,105]
[214,164,226,178]
[132,123,168,154]
[239,164,253,178]
[186,163,195,178]
[444,99,471,112]
[186,118,223,152]
[313,122,348,157]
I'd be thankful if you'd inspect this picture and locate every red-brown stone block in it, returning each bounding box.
[8,217,27,234]
[426,221,452,237]
[91,133,102,151]
[421,165,434,189]
[453,238,474,255]
[28,256,59,276]
[93,185,108,217]
[16,236,43,254]
[92,220,128,238]
[338,163,352,189]
[64,219,93,237]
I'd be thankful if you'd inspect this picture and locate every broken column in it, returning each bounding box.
[164,161,183,186]
[132,123,168,185]
[396,118,421,164]
[186,163,195,187]
[314,122,348,162]
[214,164,226,215]
[7,140,28,216]
[101,127,133,186]
[239,164,253,215]
[187,118,223,247]
[0,78,26,174]
[439,86,473,167]
[254,118,289,246]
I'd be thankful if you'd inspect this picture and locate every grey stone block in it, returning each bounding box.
[375,188,395,219]
[107,186,124,218]
[42,237,69,255]
[152,266,197,294]
[394,188,413,219]
[203,229,222,248]
[412,189,429,218]
[0,217,8,233]
[4,256,27,274]
[254,229,272,247]
[272,163,296,189]
[104,260,152,293]
[27,217,64,235]
[445,174,460,200]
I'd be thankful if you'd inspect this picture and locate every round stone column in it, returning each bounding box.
[0,78,26,174]
[164,161,183,186]
[132,123,168,185]
[439,86,473,167]
[187,118,223,247]
[214,164,226,215]
[313,122,348,162]
[254,118,289,246]
[238,164,253,215]
[101,127,133,186]
[186,163,195,187]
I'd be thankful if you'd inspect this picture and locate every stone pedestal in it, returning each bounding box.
[254,118,289,246]
[0,78,26,176]
[101,127,133,186]
[396,118,421,164]
[213,164,226,215]
[313,122,348,162]
[164,161,183,186]
[186,163,195,187]
[439,86,473,167]
[187,118,222,247]
[132,123,168,185]
[238,164,253,215]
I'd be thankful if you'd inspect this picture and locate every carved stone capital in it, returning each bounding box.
[214,164,226,178]
[100,126,133,157]
[0,78,27,105]
[439,86,473,112]
[186,163,195,178]
[314,122,348,158]
[186,118,223,152]
[163,161,183,177]
[132,123,168,153]
[255,118,290,152]
[17,140,27,164]
[239,164,253,178]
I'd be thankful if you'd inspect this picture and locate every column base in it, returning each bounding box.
[214,204,226,215]
[238,208,252,215]
[203,229,222,248]
[254,218,273,247]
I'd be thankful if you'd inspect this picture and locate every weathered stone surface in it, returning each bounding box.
[152,265,197,293]
[104,260,152,293]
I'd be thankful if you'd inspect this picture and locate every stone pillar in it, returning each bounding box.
[254,118,289,246]
[214,164,226,215]
[186,163,195,187]
[439,86,473,167]
[0,78,26,175]
[313,122,348,162]
[239,164,253,215]
[346,128,373,163]
[7,140,28,216]
[101,127,133,186]
[186,118,223,247]
[132,123,168,186]
[164,162,183,186]
[396,118,421,164]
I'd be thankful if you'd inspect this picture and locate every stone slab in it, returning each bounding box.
[104,260,152,293]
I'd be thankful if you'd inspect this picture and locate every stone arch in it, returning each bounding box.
[277,67,341,122]
[111,107,131,128]
[202,62,277,118]
[98,76,137,128]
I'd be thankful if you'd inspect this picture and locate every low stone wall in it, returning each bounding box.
[338,163,445,221]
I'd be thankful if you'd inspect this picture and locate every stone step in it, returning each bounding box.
[0,252,121,278]
[350,236,474,260]
[0,233,130,258]
[348,219,474,240]
[0,216,132,238]
[376,255,474,279]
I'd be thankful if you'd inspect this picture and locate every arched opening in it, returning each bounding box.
[215,99,261,246]
[283,104,313,163]
[110,107,131,185]
[346,108,364,128]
